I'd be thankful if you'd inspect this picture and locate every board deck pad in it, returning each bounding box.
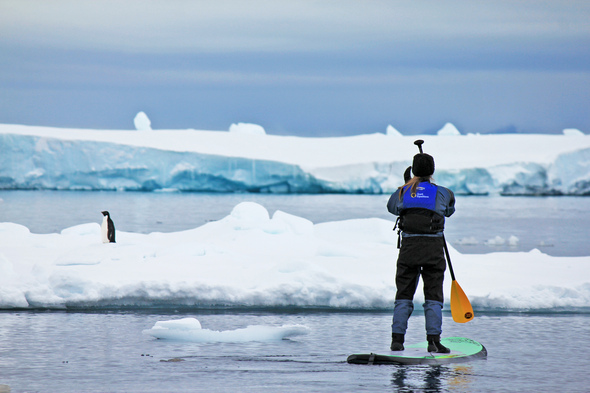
[347,337,487,365]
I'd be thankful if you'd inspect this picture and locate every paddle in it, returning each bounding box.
[442,235,474,323]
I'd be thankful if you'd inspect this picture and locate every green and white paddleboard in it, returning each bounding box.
[347,337,487,365]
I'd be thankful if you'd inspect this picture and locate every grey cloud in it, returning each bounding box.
[1,0,589,53]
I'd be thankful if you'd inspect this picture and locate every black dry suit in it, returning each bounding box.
[387,180,455,336]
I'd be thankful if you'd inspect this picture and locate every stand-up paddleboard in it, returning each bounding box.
[347,337,486,365]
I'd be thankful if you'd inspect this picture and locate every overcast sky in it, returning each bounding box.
[1,0,589,136]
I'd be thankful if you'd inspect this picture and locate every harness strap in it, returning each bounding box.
[393,217,402,249]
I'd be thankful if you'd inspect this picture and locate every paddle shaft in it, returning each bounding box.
[441,235,456,281]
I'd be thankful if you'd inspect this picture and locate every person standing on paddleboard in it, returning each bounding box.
[386,140,456,353]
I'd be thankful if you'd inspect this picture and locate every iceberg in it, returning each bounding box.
[386,125,403,137]
[229,122,266,135]
[437,122,461,136]
[1,123,590,195]
[0,201,588,312]
[563,128,584,137]
[133,112,152,131]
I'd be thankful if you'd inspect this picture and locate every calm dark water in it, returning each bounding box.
[0,311,588,393]
[0,190,589,256]
[1,191,589,392]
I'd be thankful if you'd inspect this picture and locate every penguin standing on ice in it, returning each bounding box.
[101,211,116,243]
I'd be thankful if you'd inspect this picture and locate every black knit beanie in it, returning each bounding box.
[412,153,435,177]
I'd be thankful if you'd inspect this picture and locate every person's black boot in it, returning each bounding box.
[427,335,451,353]
[390,333,405,351]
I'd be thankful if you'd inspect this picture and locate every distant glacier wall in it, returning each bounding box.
[0,134,324,193]
[1,133,589,195]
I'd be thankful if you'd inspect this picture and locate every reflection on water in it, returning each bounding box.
[391,364,476,392]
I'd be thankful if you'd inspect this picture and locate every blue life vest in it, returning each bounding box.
[402,182,438,211]
[396,182,445,236]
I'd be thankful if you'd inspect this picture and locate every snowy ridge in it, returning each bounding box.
[1,124,590,195]
[1,202,588,312]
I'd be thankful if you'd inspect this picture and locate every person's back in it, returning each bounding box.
[386,140,455,353]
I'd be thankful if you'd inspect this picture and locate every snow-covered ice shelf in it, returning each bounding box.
[1,123,590,195]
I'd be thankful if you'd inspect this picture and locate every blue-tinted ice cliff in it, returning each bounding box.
[1,124,589,195]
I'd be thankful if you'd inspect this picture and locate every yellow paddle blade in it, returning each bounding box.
[450,280,474,323]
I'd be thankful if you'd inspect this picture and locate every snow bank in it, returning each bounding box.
[142,317,309,342]
[0,202,588,312]
[1,123,590,194]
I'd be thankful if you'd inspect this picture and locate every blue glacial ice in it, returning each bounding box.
[1,127,590,195]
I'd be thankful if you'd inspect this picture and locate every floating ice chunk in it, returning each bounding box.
[143,317,310,342]
[508,235,520,246]
[1,202,590,311]
[456,237,479,245]
[152,317,202,330]
[485,236,505,246]
[229,122,266,135]
[386,125,403,136]
[437,122,461,136]
[563,128,584,136]
[134,112,152,131]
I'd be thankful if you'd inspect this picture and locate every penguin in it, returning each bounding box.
[101,211,116,243]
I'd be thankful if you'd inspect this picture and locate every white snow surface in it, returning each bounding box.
[0,201,588,311]
[2,123,590,194]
